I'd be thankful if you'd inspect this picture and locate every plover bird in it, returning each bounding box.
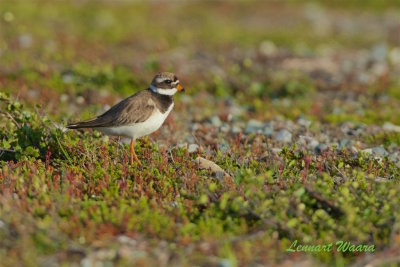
[67,72,185,165]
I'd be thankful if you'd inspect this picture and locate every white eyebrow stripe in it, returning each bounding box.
[172,80,180,85]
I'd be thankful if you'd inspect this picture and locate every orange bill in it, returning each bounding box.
[176,84,185,92]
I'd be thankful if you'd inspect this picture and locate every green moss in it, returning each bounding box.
[364,132,400,147]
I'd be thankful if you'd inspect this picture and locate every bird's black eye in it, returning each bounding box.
[165,79,172,84]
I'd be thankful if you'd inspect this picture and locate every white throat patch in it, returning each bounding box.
[150,84,177,96]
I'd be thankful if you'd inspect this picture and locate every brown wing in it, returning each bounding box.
[67,90,156,129]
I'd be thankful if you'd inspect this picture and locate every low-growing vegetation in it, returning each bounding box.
[1,1,400,266]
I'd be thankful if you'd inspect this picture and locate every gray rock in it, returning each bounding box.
[219,143,230,153]
[275,129,292,143]
[316,144,328,153]
[383,122,400,132]
[60,94,69,102]
[372,146,388,156]
[244,119,264,134]
[297,135,307,147]
[362,146,388,157]
[388,143,398,150]
[285,120,296,131]
[62,74,74,84]
[19,33,33,48]
[333,107,343,114]
[210,116,222,127]
[341,122,365,136]
[184,135,195,143]
[389,47,400,65]
[228,102,245,117]
[298,117,312,128]
[220,124,230,133]
[375,177,389,183]
[169,201,178,208]
[191,123,200,131]
[259,40,277,56]
[298,135,318,149]
[177,143,187,149]
[231,126,242,134]
[117,235,137,246]
[263,125,274,136]
[371,43,387,62]
[371,62,388,77]
[188,144,199,153]
[339,139,350,149]
[388,152,400,163]
[356,108,365,116]
[309,139,319,150]
[350,146,359,154]
[358,72,371,85]
[219,259,234,267]
[194,157,231,179]
[76,96,85,104]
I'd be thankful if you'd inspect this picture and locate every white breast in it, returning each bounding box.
[98,103,174,139]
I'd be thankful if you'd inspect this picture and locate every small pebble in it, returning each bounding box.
[371,43,387,62]
[19,33,32,48]
[231,126,242,134]
[60,94,69,102]
[219,258,234,267]
[298,117,312,128]
[383,122,400,132]
[63,74,74,84]
[388,152,400,163]
[275,129,292,143]
[188,144,199,153]
[76,96,85,104]
[177,143,187,149]
[362,146,388,157]
[259,40,277,56]
[210,116,222,127]
[194,157,230,178]
[309,139,319,150]
[220,124,230,133]
[263,125,274,136]
[244,119,264,134]
[191,123,200,131]
[185,136,195,143]
[316,144,328,153]
[339,139,350,149]
[372,146,388,157]
[219,143,230,153]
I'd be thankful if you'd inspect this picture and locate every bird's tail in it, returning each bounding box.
[66,122,86,129]
[66,118,100,129]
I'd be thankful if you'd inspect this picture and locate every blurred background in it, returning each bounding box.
[1,0,400,126]
[2,1,400,266]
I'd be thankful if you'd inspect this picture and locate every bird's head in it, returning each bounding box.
[150,72,185,96]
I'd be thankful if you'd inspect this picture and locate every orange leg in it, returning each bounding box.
[130,139,142,166]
